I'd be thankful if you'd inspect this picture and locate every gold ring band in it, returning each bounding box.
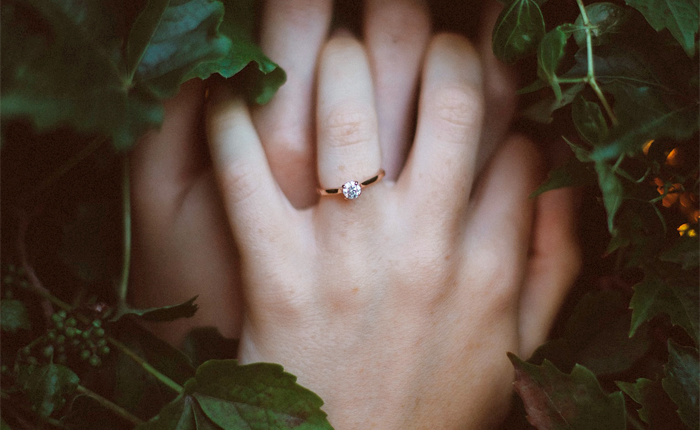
[318,169,385,200]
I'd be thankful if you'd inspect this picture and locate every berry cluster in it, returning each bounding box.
[39,311,110,367]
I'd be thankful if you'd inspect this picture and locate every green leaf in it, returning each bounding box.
[111,296,199,322]
[629,271,699,342]
[509,354,626,429]
[660,236,699,269]
[662,341,699,428]
[181,327,239,368]
[563,136,593,162]
[616,378,685,427]
[23,364,79,417]
[591,82,699,161]
[574,3,630,47]
[537,26,570,100]
[1,299,31,332]
[523,83,586,123]
[572,95,609,144]
[530,157,596,198]
[625,0,699,57]
[492,0,545,64]
[138,360,333,430]
[594,161,625,233]
[531,291,651,376]
[186,0,286,104]
[562,46,664,88]
[0,0,241,149]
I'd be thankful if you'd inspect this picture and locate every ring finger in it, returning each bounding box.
[315,34,384,212]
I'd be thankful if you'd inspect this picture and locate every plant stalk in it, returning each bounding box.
[76,385,144,426]
[107,336,183,394]
[575,0,618,126]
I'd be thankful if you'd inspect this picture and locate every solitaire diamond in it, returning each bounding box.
[342,181,362,199]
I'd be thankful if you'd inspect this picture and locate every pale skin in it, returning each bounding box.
[130,1,581,428]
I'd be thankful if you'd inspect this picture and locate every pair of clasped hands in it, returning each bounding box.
[129,0,581,428]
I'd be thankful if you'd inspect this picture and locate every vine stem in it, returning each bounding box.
[575,0,618,126]
[117,155,132,304]
[106,336,184,394]
[76,385,144,426]
[14,210,184,396]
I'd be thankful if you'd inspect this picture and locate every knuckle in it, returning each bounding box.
[432,85,483,144]
[323,107,377,148]
[219,161,262,206]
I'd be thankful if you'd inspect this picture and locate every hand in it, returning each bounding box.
[206,29,581,430]
[128,0,434,344]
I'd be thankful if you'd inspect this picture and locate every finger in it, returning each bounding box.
[363,0,431,180]
[399,34,484,211]
[131,79,206,215]
[518,187,581,358]
[316,35,382,198]
[476,0,518,172]
[207,87,296,252]
[465,136,542,279]
[252,0,333,208]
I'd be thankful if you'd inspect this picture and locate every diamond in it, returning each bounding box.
[341,181,362,199]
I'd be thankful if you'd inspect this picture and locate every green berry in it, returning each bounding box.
[79,350,91,360]
[81,330,91,339]
[71,339,80,346]
[92,319,102,328]
[96,338,107,347]
[43,345,54,357]
[56,335,66,344]
[51,313,62,323]
[54,321,64,330]
[93,328,105,337]
[20,280,28,288]
[47,330,57,341]
[65,327,76,338]
[27,356,38,365]
[86,340,95,349]
[88,355,101,367]
[2,365,8,373]
[7,264,16,272]
[22,346,31,355]
[99,346,110,355]
[3,275,13,284]
[58,310,67,319]
[66,317,77,327]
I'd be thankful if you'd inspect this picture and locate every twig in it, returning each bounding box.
[117,155,132,305]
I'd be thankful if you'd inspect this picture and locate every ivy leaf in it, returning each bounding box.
[1,299,31,332]
[662,341,699,428]
[537,26,572,100]
[572,94,609,144]
[187,0,286,105]
[624,0,699,57]
[594,161,624,233]
[574,3,630,47]
[616,378,685,427]
[562,46,663,88]
[181,327,239,368]
[0,0,246,149]
[531,291,651,376]
[591,82,699,161]
[530,157,596,198]
[660,236,699,269]
[111,296,199,322]
[492,0,545,64]
[509,354,626,429]
[137,360,333,430]
[523,82,586,123]
[23,364,79,417]
[629,271,699,342]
